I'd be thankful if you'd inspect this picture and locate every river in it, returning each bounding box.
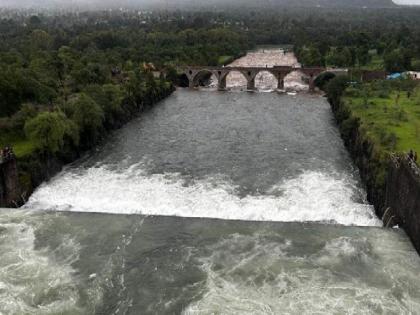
[1,50,420,314]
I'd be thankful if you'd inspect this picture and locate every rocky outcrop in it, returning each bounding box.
[0,157,20,207]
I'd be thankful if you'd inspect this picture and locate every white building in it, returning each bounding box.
[405,71,420,80]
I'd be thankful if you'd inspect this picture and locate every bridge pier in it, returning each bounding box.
[276,72,288,90]
[309,76,315,92]
[186,69,198,89]
[246,78,256,90]
[241,70,258,91]
[218,75,227,91]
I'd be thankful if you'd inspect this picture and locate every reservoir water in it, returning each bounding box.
[1,50,420,314]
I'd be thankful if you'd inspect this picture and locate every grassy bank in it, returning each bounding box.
[343,80,420,156]
[327,76,419,217]
[0,132,35,158]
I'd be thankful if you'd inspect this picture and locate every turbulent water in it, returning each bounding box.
[1,211,420,314]
[26,91,378,225]
[1,50,420,314]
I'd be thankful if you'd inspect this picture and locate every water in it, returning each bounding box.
[26,91,378,226]
[1,211,420,314]
[1,49,420,313]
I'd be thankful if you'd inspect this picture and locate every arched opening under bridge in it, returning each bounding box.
[284,70,310,91]
[224,70,250,90]
[191,69,217,88]
[254,71,278,91]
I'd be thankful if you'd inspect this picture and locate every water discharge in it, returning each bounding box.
[26,90,378,226]
[27,166,379,226]
[1,49,420,314]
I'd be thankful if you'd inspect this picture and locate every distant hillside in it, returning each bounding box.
[173,0,399,9]
[0,0,400,9]
[295,0,398,8]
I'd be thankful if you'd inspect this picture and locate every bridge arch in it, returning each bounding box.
[283,70,310,91]
[223,70,250,90]
[254,70,279,90]
[191,69,217,88]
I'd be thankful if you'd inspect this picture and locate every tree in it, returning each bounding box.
[326,47,354,67]
[84,84,124,127]
[24,111,78,153]
[0,74,21,117]
[326,75,349,106]
[65,93,104,146]
[299,46,324,67]
[165,66,179,85]
[411,60,420,71]
[384,49,412,73]
[314,72,336,90]
[30,30,53,51]
[355,46,371,66]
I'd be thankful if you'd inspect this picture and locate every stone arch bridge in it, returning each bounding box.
[178,66,347,92]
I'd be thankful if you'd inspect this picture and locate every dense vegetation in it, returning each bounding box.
[0,10,250,158]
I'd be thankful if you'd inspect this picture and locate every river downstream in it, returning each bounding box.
[1,50,420,314]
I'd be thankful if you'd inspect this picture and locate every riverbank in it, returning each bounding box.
[327,77,420,253]
[0,82,174,208]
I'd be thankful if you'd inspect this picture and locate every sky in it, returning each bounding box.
[394,0,420,3]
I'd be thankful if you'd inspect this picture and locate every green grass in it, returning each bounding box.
[0,132,36,158]
[344,86,420,155]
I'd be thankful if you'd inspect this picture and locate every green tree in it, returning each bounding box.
[84,84,124,127]
[24,111,78,153]
[411,60,420,71]
[300,46,324,67]
[0,73,21,117]
[30,30,53,51]
[326,75,350,106]
[384,49,411,73]
[165,66,179,85]
[326,47,353,67]
[65,93,104,146]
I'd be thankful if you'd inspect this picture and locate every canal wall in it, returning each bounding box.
[385,156,420,251]
[0,157,20,207]
[330,97,420,254]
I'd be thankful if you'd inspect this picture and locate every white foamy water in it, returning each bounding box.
[0,211,83,315]
[183,233,420,314]
[26,163,380,226]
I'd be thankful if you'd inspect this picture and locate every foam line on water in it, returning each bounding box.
[25,164,380,227]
